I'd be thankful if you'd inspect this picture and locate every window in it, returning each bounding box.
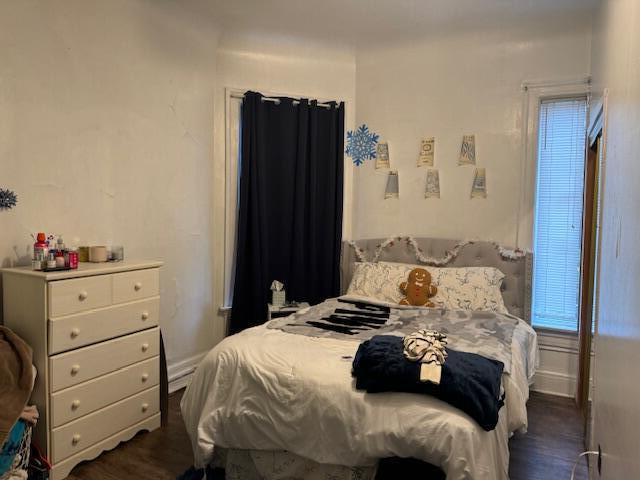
[223,93,242,308]
[532,97,588,331]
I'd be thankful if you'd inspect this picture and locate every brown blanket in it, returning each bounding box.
[0,326,33,447]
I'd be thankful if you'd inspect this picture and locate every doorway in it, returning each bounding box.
[576,96,606,441]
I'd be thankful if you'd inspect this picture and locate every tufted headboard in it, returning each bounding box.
[340,238,533,323]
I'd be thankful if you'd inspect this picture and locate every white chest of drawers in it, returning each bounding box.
[1,260,163,480]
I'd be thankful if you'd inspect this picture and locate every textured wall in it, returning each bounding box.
[0,0,220,368]
[352,18,592,248]
[590,1,640,478]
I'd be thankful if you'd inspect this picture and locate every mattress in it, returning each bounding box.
[180,297,538,480]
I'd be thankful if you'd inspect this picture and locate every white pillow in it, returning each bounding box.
[346,261,509,314]
[346,262,411,304]
[428,265,509,314]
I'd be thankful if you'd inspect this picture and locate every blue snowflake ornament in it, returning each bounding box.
[346,124,379,166]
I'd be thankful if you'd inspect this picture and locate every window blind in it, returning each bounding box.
[532,97,587,331]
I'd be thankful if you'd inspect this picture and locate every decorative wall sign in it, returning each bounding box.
[458,135,476,165]
[346,124,379,166]
[471,167,487,198]
[0,188,18,210]
[384,171,399,199]
[375,141,390,169]
[425,169,440,198]
[418,137,435,167]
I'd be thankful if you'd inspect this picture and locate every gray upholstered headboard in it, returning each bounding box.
[340,237,532,323]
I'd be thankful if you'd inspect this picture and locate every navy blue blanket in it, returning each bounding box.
[352,335,504,431]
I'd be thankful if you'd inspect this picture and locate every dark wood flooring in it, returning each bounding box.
[509,392,588,480]
[65,390,588,480]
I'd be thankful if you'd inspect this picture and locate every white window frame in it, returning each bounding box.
[223,88,243,309]
[517,77,591,251]
[586,90,608,340]
[518,77,591,334]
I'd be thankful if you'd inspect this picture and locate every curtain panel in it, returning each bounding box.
[229,91,345,334]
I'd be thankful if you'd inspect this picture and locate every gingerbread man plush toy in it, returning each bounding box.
[399,268,438,307]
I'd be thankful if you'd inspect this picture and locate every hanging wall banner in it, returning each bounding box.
[418,137,435,167]
[376,141,390,169]
[458,134,476,165]
[425,169,440,198]
[385,171,399,199]
[471,167,487,198]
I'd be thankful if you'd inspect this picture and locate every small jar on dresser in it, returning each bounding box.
[1,260,163,480]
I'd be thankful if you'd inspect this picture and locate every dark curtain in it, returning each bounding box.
[229,91,345,334]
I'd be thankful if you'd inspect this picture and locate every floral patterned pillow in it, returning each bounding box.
[346,261,509,314]
[346,262,412,304]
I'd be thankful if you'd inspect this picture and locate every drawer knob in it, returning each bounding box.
[71,400,81,410]
[141,403,149,413]
[70,364,80,375]
[141,373,149,382]
[70,328,80,339]
[72,434,81,445]
[141,343,149,352]
[141,311,149,321]
[134,282,142,291]
[78,291,88,301]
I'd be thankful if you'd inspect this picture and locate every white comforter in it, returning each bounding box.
[181,302,537,480]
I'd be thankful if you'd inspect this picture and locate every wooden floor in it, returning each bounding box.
[508,392,588,480]
[65,390,588,480]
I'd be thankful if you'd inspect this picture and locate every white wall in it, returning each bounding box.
[0,0,220,371]
[590,1,640,478]
[352,19,592,248]
[210,32,357,341]
[0,2,596,398]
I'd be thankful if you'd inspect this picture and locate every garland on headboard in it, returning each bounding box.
[372,237,471,265]
[348,236,528,265]
[495,244,529,260]
[347,240,368,262]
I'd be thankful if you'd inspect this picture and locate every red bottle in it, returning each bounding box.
[68,250,79,269]
[32,232,48,270]
[34,232,48,260]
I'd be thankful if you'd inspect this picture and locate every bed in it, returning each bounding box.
[181,237,538,480]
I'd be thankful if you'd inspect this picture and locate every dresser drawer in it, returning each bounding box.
[49,276,112,317]
[48,297,160,354]
[49,328,159,392]
[112,268,159,304]
[50,357,159,428]
[51,386,159,463]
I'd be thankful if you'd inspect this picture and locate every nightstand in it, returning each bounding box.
[267,302,311,321]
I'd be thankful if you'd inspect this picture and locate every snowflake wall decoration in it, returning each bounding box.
[0,188,17,211]
[346,124,379,166]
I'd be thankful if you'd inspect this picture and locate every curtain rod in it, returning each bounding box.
[230,92,338,109]
[521,75,591,91]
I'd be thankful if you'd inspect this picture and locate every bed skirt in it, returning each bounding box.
[213,448,377,480]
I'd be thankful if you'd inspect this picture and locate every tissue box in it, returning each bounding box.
[272,290,286,306]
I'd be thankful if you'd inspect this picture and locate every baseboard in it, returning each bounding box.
[168,350,209,394]
[531,369,576,398]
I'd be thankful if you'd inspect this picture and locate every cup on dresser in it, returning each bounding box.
[111,245,124,261]
[77,246,90,263]
[89,246,108,263]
